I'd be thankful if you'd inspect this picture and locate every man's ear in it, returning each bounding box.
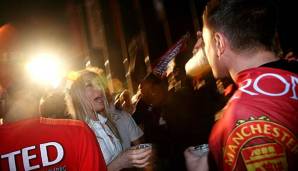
[214,32,226,58]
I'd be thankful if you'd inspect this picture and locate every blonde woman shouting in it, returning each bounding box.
[68,70,152,171]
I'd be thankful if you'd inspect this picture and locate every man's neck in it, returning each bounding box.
[228,50,279,81]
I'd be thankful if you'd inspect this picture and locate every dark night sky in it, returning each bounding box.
[0,0,297,55]
[0,0,68,26]
[0,0,75,64]
[0,0,297,93]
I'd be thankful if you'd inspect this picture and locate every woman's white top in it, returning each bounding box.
[111,106,144,150]
[88,114,123,164]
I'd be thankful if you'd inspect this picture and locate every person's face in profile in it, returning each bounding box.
[202,25,226,79]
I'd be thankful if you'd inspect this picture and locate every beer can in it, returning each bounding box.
[191,144,209,157]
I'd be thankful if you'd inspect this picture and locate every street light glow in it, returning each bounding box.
[26,53,65,88]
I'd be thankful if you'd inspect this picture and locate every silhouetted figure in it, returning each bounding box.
[39,91,72,119]
[132,73,170,170]
[164,53,225,171]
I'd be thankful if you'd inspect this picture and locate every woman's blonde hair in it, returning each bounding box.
[67,69,120,139]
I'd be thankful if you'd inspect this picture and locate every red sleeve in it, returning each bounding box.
[78,123,107,171]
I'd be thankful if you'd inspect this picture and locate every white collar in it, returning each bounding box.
[97,113,108,124]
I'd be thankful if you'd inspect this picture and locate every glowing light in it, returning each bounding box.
[26,53,65,88]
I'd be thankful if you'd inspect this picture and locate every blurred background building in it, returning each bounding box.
[0,0,297,94]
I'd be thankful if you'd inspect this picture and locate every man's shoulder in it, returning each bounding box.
[0,117,87,128]
[260,59,298,74]
[112,107,132,118]
[237,60,298,81]
[112,110,133,128]
[0,117,91,137]
[39,117,88,129]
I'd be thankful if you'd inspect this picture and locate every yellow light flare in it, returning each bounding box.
[26,53,65,88]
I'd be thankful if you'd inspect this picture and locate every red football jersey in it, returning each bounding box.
[0,117,107,171]
[209,67,298,171]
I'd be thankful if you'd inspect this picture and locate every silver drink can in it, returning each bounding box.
[191,144,209,157]
[136,143,152,149]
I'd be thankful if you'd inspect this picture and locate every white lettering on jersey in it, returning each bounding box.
[1,151,21,171]
[40,142,64,167]
[253,73,290,96]
[291,76,298,100]
[22,146,40,170]
[239,79,258,96]
[1,142,64,170]
[239,73,298,99]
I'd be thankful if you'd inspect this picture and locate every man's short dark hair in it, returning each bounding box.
[40,91,71,119]
[203,0,278,52]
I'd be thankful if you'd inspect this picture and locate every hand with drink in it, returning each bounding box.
[108,143,152,171]
[185,31,210,78]
[193,31,204,55]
